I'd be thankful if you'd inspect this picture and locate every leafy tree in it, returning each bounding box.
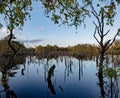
[35,45,45,53]
[0,40,9,53]
[0,0,32,55]
[40,0,120,27]
[41,0,120,70]
[108,40,120,54]
[40,0,90,29]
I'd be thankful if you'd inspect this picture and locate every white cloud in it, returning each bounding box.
[40,26,45,31]
[0,27,8,33]
[0,27,22,39]
[0,28,9,39]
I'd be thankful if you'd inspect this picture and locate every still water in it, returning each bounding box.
[0,55,120,98]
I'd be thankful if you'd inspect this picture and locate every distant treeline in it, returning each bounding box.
[0,36,120,55]
[35,44,97,54]
[34,40,120,55]
[0,39,26,54]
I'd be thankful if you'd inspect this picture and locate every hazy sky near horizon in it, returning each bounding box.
[0,1,120,47]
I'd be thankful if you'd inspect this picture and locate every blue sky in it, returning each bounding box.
[0,1,120,47]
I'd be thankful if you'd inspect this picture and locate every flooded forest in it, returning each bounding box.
[0,41,120,98]
[1,0,120,98]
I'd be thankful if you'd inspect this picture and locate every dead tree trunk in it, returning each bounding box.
[92,6,119,72]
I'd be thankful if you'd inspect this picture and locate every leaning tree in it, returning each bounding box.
[0,0,32,55]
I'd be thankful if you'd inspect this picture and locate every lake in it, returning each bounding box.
[0,54,120,98]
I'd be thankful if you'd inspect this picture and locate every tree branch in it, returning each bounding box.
[93,27,101,45]
[93,21,101,37]
[101,11,104,35]
[103,30,110,37]
[104,31,119,51]
[91,6,102,34]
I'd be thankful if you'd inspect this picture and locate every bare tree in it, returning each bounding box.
[91,6,120,70]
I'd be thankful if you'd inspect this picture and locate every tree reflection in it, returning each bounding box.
[21,63,26,75]
[1,69,17,98]
[97,55,120,98]
[97,69,105,98]
[64,56,74,82]
[47,64,56,95]
[0,55,26,98]
[78,58,84,81]
[97,68,120,98]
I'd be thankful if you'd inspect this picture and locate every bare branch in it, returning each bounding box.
[93,21,101,37]
[101,11,104,34]
[91,6,102,34]
[103,30,110,37]
[93,27,101,45]
[104,31,119,51]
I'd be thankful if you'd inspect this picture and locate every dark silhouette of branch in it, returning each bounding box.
[91,5,102,33]
[91,4,119,68]
[103,30,110,37]
[104,31,119,52]
[93,21,101,37]
[93,27,101,45]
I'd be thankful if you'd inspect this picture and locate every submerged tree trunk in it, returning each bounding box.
[98,70,105,98]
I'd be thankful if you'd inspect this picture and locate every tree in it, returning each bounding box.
[40,0,120,69]
[40,0,90,29]
[0,0,32,55]
[91,4,120,67]
[1,0,120,57]
[0,35,26,54]
[108,40,120,54]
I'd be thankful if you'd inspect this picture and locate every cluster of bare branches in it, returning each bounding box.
[92,6,120,60]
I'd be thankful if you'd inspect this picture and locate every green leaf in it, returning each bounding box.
[104,68,116,79]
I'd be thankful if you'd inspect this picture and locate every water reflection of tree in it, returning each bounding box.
[0,55,26,98]
[97,69,120,98]
[47,64,56,95]
[1,69,17,98]
[64,56,85,82]
[36,53,90,82]
[64,56,74,82]
[97,55,120,98]
[78,58,84,81]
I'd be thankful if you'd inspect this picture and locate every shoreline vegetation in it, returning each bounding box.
[0,37,120,58]
[0,39,120,57]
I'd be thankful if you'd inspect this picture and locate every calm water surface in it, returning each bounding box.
[0,55,120,98]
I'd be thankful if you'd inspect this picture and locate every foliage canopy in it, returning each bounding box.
[1,0,120,30]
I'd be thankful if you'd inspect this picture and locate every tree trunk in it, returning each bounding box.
[8,29,16,55]
[98,69,105,98]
